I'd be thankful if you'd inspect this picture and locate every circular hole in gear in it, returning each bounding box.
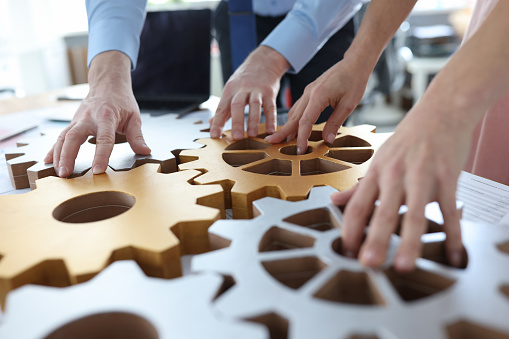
[279,145,313,156]
[43,312,159,339]
[53,191,136,223]
[88,133,128,145]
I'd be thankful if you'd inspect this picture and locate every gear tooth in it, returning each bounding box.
[191,247,232,273]
[215,285,265,317]
[131,162,162,174]
[252,197,289,215]
[171,169,203,182]
[344,124,376,134]
[178,159,204,171]
[209,220,253,240]
[190,171,221,185]
[0,254,44,309]
[307,186,338,200]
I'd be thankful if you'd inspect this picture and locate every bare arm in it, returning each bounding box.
[333,0,509,272]
[266,0,418,150]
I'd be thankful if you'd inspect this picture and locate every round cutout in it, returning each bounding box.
[279,145,313,156]
[43,312,158,339]
[53,191,136,223]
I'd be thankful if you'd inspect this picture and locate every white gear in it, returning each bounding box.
[192,186,509,339]
[0,261,267,339]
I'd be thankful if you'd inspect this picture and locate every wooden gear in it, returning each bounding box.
[0,163,224,309]
[179,124,391,218]
[192,186,509,339]
[0,261,267,338]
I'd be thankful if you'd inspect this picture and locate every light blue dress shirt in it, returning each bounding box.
[86,0,365,73]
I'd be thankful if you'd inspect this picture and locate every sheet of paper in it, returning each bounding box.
[456,171,509,225]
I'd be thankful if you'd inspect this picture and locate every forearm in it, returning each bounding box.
[344,0,417,73]
[419,1,509,133]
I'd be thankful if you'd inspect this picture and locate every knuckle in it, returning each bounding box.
[386,162,404,181]
[299,116,314,127]
[96,108,118,123]
[230,101,245,111]
[341,100,357,114]
[63,129,83,142]
[94,134,115,146]
[404,210,425,227]
[249,96,262,105]
[375,209,397,225]
[345,201,368,219]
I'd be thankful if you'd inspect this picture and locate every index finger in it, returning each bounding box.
[296,100,325,154]
[210,95,232,138]
[265,96,306,144]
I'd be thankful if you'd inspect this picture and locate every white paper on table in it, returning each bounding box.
[456,171,509,225]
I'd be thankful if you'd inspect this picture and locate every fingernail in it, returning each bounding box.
[59,167,68,177]
[92,165,104,175]
[395,254,413,271]
[361,249,377,266]
[233,131,243,140]
[327,133,335,144]
[297,147,302,155]
[248,128,256,137]
[449,250,462,267]
[264,135,273,142]
[210,129,219,138]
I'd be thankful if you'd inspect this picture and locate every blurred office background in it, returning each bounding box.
[0,0,474,130]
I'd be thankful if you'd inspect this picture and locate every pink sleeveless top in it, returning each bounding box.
[462,0,509,185]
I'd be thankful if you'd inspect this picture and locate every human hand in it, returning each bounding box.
[330,102,472,272]
[264,57,371,154]
[210,45,290,140]
[44,51,151,177]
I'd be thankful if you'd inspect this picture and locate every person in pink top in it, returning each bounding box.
[267,0,509,272]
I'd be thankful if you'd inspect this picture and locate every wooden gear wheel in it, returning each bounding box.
[179,124,391,218]
[192,186,509,339]
[0,261,267,339]
[0,163,224,309]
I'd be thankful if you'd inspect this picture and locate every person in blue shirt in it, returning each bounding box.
[45,0,364,179]
[211,0,362,140]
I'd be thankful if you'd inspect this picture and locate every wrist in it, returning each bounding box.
[249,45,291,77]
[88,51,132,93]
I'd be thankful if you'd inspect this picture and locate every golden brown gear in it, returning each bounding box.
[0,163,224,309]
[179,123,391,218]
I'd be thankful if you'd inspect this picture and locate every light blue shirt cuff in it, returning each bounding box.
[86,0,147,69]
[262,0,363,74]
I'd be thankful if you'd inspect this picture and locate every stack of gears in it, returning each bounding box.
[1,113,509,339]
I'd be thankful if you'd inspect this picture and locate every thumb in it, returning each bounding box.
[125,117,151,155]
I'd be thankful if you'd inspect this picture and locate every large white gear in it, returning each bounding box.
[192,186,509,339]
[0,260,267,339]
[5,111,228,190]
